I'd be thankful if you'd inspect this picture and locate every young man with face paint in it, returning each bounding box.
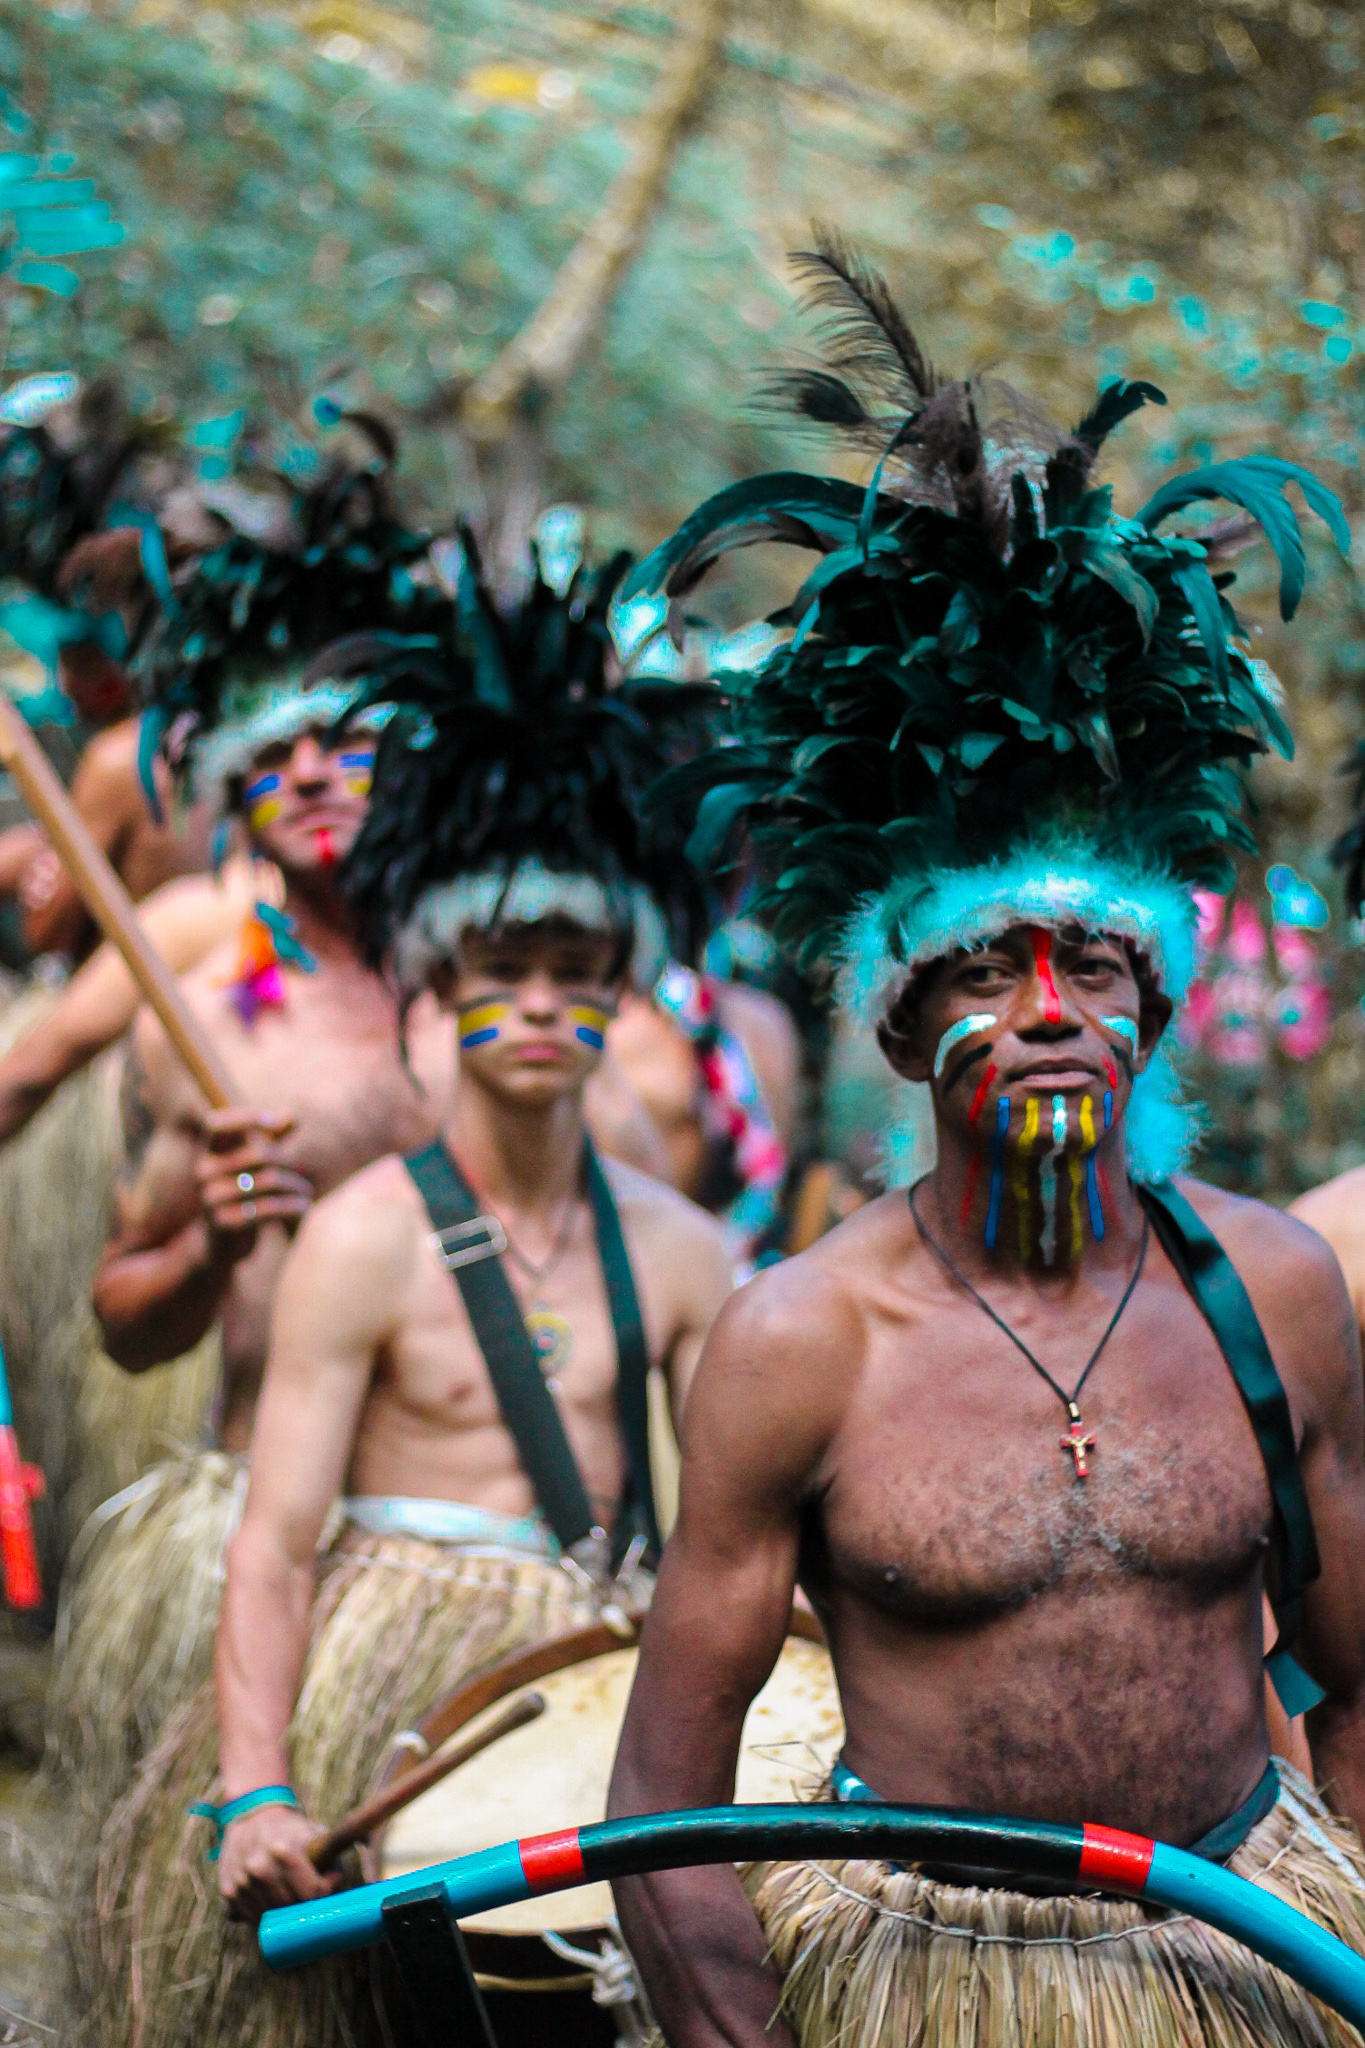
[606,262,1365,2048]
[89,540,733,2048]
[91,697,451,1441]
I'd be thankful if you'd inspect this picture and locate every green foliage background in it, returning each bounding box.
[2,0,1364,1195]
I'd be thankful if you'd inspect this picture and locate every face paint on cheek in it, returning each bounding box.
[568,1004,611,1052]
[1029,927,1062,1024]
[338,748,374,799]
[1101,1013,1138,1079]
[933,1012,997,1081]
[459,1002,510,1050]
[242,772,283,830]
[959,1059,998,1228]
[985,1096,1009,1250]
[968,1061,997,1129]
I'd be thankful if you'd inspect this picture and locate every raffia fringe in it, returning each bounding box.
[743,1764,1365,2048]
[0,989,218,1584]
[48,1450,247,1822]
[75,1530,599,2048]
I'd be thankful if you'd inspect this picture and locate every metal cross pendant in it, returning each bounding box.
[1060,1407,1096,1480]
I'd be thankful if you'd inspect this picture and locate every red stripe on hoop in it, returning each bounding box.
[519,1828,586,1891]
[1079,1823,1154,1891]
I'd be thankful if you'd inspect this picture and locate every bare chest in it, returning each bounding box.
[819,1294,1274,1626]
[362,1207,642,1517]
[190,972,446,1196]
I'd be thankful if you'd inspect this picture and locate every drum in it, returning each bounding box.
[370,1609,842,2048]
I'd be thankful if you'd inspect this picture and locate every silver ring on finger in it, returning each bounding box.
[240,1199,257,1223]
[237,1171,256,1195]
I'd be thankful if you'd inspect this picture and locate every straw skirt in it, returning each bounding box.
[742,1763,1365,2048]
[78,1528,599,2048]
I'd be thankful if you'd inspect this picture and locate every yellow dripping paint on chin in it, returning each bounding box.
[1015,1096,1039,1259]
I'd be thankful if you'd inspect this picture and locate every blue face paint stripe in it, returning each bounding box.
[460,1027,501,1048]
[1086,1154,1105,1240]
[1103,1090,1113,1130]
[574,1026,605,1049]
[985,1097,1010,1251]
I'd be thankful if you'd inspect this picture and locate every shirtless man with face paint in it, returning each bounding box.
[612,921,1365,2048]
[91,715,453,1445]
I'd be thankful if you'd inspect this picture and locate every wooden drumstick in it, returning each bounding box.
[309,1690,548,1872]
[0,694,239,1109]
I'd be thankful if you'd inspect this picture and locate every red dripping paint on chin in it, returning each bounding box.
[1029,926,1062,1024]
[315,828,336,867]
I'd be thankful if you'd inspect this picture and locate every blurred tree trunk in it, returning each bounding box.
[460,0,735,443]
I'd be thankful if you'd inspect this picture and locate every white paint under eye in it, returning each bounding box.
[933,1012,997,1079]
[1101,1014,1139,1051]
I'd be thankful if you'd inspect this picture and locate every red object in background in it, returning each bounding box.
[57,641,132,728]
[0,1425,44,1610]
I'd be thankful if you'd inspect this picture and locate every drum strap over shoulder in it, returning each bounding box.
[1138,1179,1323,1716]
[402,1137,657,1561]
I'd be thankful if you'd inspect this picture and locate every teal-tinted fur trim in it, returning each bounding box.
[839,842,1201,1185]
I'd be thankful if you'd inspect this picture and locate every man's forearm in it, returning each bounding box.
[216,1534,315,1799]
[1308,1691,1365,1836]
[609,1732,794,2048]
[613,1867,793,2048]
[93,1221,234,1369]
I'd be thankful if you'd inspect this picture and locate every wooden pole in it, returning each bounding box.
[0,694,238,1109]
[460,0,735,440]
[309,1691,547,1872]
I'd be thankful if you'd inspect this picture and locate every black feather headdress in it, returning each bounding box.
[627,234,1348,1179]
[134,424,446,808]
[631,233,1348,1001]
[341,531,716,987]
[0,377,187,674]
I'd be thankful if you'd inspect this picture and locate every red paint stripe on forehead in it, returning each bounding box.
[1079,1823,1154,1892]
[519,1828,585,1891]
[1029,926,1062,1023]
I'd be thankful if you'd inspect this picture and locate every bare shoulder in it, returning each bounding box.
[602,1153,724,1245]
[1178,1174,1349,1306]
[293,1152,426,1280]
[1175,1174,1359,1417]
[1288,1165,1365,1268]
[696,1195,887,1376]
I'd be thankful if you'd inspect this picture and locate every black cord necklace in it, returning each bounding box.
[908,1179,1151,1481]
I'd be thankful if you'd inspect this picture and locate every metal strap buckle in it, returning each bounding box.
[429,1215,509,1271]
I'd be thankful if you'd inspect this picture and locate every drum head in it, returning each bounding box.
[380,1633,842,1934]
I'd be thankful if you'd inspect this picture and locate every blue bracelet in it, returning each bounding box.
[190,1785,298,1862]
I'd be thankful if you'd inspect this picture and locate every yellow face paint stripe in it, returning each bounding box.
[1069,1154,1083,1261]
[458,1002,510,1048]
[1015,1097,1039,1259]
[568,1004,610,1050]
[1080,1095,1096,1150]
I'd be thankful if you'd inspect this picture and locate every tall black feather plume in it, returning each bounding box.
[136,435,444,789]
[341,533,718,974]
